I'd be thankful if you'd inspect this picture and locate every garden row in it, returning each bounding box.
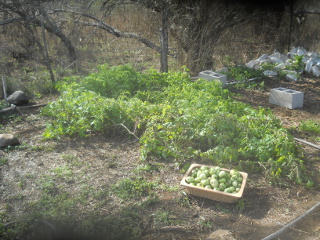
[42,64,309,185]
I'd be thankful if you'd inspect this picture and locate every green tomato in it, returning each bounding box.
[225,180,231,186]
[194,177,202,183]
[186,176,195,184]
[219,170,227,178]
[205,185,212,189]
[211,174,218,179]
[230,169,237,176]
[230,176,238,181]
[203,169,211,177]
[201,179,210,186]
[219,178,226,183]
[210,179,219,188]
[200,166,209,171]
[232,181,238,187]
[209,167,216,175]
[215,166,221,172]
[190,182,196,186]
[192,169,198,176]
[219,183,226,191]
[199,173,207,180]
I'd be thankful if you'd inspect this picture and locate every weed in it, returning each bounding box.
[300,120,320,134]
[287,55,304,73]
[111,177,158,200]
[236,199,246,212]
[153,210,181,226]
[0,158,8,166]
[17,180,26,189]
[198,220,213,229]
[8,194,24,201]
[29,146,44,151]
[38,177,58,195]
[0,101,8,110]
[224,65,260,82]
[177,195,192,208]
[50,166,75,184]
[134,163,160,173]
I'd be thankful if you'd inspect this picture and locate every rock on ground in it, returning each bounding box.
[0,134,20,148]
[7,90,29,105]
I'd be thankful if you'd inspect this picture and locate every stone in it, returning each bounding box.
[285,73,298,81]
[257,53,269,62]
[306,51,318,58]
[305,58,314,73]
[312,66,320,77]
[263,70,278,77]
[270,56,284,64]
[198,70,227,87]
[297,47,307,56]
[259,59,271,65]
[0,134,20,148]
[269,87,304,109]
[206,230,236,240]
[7,90,29,105]
[216,67,228,73]
[246,60,257,68]
[275,63,286,70]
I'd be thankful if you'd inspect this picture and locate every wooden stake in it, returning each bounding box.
[2,75,9,107]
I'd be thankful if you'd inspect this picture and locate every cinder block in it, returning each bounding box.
[198,70,227,87]
[269,87,304,109]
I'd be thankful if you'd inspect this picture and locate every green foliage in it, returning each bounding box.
[223,65,260,82]
[286,55,304,72]
[299,120,320,134]
[0,158,8,166]
[78,64,168,98]
[111,177,158,200]
[0,100,8,110]
[42,64,307,184]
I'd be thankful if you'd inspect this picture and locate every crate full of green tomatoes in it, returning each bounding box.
[180,163,248,203]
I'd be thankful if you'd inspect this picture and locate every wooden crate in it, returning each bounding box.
[180,163,248,203]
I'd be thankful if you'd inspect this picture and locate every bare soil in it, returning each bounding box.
[0,76,320,240]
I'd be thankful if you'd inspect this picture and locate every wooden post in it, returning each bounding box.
[2,75,9,107]
[160,7,169,73]
[288,2,294,52]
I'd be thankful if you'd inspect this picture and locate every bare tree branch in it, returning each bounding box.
[0,1,76,65]
[294,9,320,15]
[52,9,175,57]
[0,17,31,25]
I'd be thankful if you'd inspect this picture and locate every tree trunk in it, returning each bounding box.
[0,2,76,67]
[160,7,169,73]
[169,0,247,74]
[40,10,76,67]
[40,7,55,83]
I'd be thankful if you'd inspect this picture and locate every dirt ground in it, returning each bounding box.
[0,75,320,240]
